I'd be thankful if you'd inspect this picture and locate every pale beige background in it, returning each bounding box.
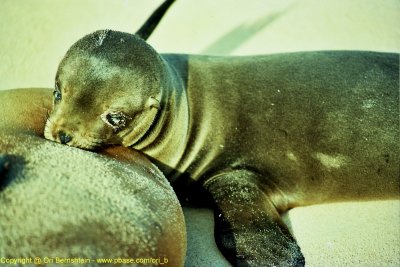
[1,1,399,266]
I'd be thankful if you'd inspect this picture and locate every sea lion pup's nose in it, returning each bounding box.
[58,131,72,144]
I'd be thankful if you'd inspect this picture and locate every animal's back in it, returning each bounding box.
[165,51,399,206]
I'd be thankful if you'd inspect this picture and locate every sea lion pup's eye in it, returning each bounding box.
[53,80,62,103]
[101,111,131,131]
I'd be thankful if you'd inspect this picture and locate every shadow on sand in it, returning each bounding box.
[202,7,291,55]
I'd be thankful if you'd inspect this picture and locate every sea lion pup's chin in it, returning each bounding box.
[44,30,169,150]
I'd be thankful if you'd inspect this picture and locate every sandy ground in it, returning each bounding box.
[1,0,399,266]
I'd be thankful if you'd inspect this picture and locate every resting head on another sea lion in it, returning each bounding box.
[44,31,171,150]
[44,31,188,173]
[0,88,186,266]
[43,27,400,267]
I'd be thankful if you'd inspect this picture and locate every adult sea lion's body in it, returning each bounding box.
[45,30,400,266]
[0,89,186,266]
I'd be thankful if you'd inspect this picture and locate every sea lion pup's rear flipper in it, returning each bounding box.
[135,0,175,40]
[204,169,305,267]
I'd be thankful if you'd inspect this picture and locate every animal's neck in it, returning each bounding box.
[133,63,189,173]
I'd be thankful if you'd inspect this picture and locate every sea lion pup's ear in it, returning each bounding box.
[135,0,176,40]
[146,96,161,110]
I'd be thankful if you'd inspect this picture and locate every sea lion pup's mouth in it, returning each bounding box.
[44,119,105,150]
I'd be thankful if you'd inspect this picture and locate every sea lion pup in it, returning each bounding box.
[44,30,400,266]
[0,89,186,266]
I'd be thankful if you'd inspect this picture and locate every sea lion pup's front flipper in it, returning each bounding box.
[204,169,305,267]
[135,0,176,40]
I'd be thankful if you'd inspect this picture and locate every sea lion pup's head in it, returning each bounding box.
[45,30,168,150]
